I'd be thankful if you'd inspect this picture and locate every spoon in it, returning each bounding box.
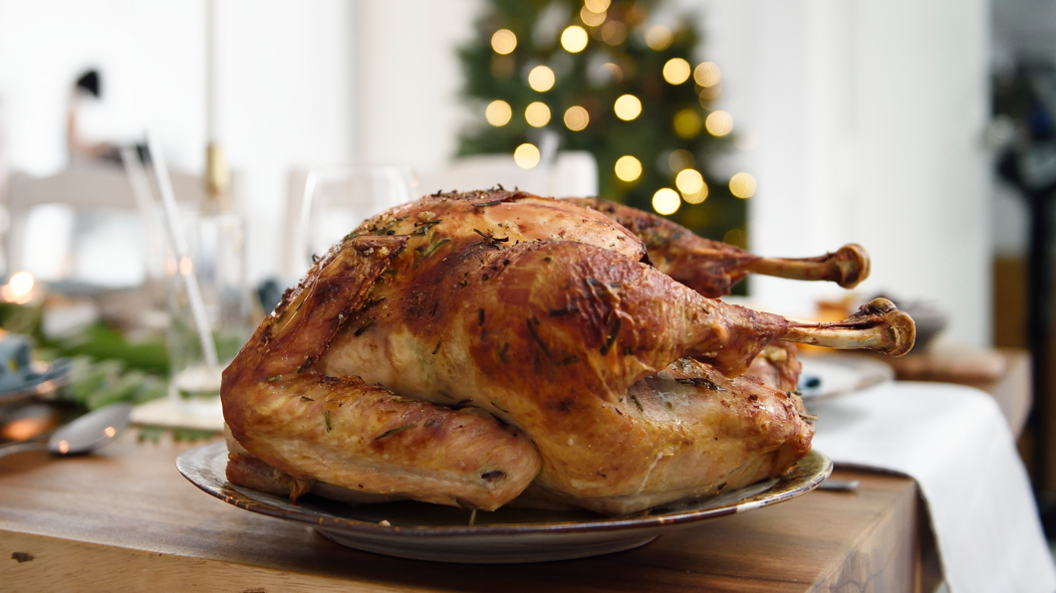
[0,402,133,458]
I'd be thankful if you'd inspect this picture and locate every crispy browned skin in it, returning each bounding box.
[743,343,803,392]
[222,234,542,511]
[566,197,870,297]
[225,190,910,515]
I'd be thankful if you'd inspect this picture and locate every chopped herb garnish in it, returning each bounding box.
[471,200,503,207]
[298,356,313,373]
[600,317,621,355]
[630,395,644,412]
[414,236,451,266]
[478,309,485,326]
[560,354,579,366]
[586,278,600,286]
[676,377,724,391]
[266,375,282,383]
[525,317,551,359]
[354,316,376,336]
[424,419,436,427]
[432,341,441,355]
[472,228,510,248]
[548,307,579,317]
[301,396,314,402]
[324,410,332,432]
[375,424,418,440]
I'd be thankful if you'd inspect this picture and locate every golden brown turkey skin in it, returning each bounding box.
[222,234,542,511]
[315,192,814,513]
[221,191,911,515]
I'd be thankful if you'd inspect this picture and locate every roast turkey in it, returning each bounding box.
[221,189,913,515]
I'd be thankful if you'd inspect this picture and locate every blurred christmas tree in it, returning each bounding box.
[457,0,752,245]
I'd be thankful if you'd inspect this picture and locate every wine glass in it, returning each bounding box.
[299,166,417,265]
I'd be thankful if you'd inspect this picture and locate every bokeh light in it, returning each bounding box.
[723,228,747,248]
[668,149,694,173]
[729,172,757,198]
[561,26,588,53]
[525,101,551,127]
[614,94,642,121]
[528,65,556,92]
[673,109,702,138]
[652,188,681,215]
[601,21,627,45]
[675,168,704,195]
[705,110,733,136]
[485,100,512,126]
[645,25,673,51]
[662,58,691,85]
[585,0,610,12]
[683,184,708,204]
[564,105,589,131]
[581,6,606,27]
[491,29,517,55]
[514,143,541,169]
[694,62,721,87]
[614,155,642,182]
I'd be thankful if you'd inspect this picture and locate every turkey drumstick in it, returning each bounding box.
[566,196,870,297]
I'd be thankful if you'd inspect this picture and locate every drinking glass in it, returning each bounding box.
[300,166,416,265]
[166,211,255,415]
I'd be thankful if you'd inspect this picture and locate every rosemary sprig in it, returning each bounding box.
[375,424,418,440]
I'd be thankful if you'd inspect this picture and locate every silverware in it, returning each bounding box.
[0,402,133,458]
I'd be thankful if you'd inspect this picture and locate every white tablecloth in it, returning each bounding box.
[811,382,1056,593]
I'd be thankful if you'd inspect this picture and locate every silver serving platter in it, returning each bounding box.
[178,442,831,564]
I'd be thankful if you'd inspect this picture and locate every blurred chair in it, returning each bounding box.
[4,161,203,288]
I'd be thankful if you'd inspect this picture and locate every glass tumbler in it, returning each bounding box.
[165,211,255,415]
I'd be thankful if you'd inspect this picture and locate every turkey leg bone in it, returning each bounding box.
[566,197,870,297]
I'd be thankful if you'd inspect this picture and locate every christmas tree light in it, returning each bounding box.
[457,0,749,252]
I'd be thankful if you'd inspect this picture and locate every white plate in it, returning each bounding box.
[177,442,832,564]
[797,355,894,401]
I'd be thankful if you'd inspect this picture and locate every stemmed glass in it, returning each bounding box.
[299,166,417,266]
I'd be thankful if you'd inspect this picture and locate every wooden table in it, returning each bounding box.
[0,432,939,592]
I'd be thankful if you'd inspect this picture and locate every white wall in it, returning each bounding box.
[691,0,992,346]
[352,0,479,173]
[0,0,354,283]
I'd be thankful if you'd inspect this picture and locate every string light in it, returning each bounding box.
[645,25,673,51]
[674,109,702,138]
[485,100,512,126]
[514,143,541,169]
[723,228,747,248]
[528,65,555,92]
[652,188,681,215]
[694,62,721,87]
[491,29,517,55]
[585,0,610,12]
[525,101,551,127]
[662,58,691,85]
[564,106,589,131]
[561,26,588,53]
[580,6,606,27]
[675,169,704,195]
[614,156,642,182]
[668,149,694,173]
[683,184,708,204]
[729,173,757,198]
[601,21,626,45]
[614,94,642,121]
[705,110,733,136]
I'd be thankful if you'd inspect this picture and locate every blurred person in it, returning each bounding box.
[66,69,119,163]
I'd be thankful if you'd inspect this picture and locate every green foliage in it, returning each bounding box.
[456,0,746,242]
